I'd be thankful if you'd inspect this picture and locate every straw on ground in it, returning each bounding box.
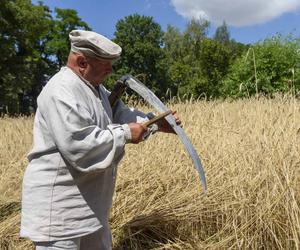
[0,96,300,249]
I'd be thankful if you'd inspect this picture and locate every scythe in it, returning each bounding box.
[109,75,207,192]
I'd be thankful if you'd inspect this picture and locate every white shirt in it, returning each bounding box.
[20,67,149,242]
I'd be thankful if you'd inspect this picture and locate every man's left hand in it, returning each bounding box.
[156,111,182,134]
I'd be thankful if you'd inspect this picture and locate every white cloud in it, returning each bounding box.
[170,0,300,27]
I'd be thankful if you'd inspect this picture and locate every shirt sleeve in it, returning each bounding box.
[39,89,127,173]
[99,84,152,124]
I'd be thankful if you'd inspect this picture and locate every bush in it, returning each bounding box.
[222,34,300,98]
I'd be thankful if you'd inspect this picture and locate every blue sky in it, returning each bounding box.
[32,0,300,44]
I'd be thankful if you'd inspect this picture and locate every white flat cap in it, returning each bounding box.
[69,30,122,60]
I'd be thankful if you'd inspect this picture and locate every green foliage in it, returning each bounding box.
[214,21,230,44]
[182,19,210,60]
[163,20,238,99]
[113,14,166,95]
[0,0,89,114]
[163,20,210,98]
[45,8,90,68]
[1,2,299,115]
[0,0,52,114]
[222,35,300,98]
[197,38,231,97]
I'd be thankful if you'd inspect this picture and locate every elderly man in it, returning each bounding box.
[20,30,178,250]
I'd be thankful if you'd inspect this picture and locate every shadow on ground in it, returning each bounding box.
[113,211,193,250]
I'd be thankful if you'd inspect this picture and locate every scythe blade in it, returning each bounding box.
[121,75,207,192]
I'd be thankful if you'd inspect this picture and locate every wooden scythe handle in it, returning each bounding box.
[144,110,173,127]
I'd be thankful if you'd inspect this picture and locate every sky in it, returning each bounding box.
[31,0,300,44]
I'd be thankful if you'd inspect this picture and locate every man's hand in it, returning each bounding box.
[156,110,182,134]
[128,123,148,144]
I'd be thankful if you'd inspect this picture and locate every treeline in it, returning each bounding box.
[1,0,300,115]
[1,0,90,114]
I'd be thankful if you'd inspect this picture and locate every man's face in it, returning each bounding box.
[84,56,113,85]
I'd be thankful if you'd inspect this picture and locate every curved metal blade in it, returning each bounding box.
[122,75,207,192]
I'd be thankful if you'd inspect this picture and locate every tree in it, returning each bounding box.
[183,18,210,60]
[113,14,166,96]
[163,20,211,98]
[0,0,53,114]
[45,8,90,69]
[0,1,90,114]
[214,21,230,44]
[197,38,231,97]
[162,25,186,96]
[222,34,300,98]
[163,25,184,61]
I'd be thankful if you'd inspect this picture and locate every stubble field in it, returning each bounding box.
[0,96,300,249]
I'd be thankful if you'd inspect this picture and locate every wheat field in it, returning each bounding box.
[0,96,300,249]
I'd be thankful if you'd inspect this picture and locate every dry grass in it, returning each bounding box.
[0,96,300,249]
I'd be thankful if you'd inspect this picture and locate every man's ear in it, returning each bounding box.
[77,55,88,69]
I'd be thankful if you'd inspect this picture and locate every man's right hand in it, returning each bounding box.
[128,123,148,144]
